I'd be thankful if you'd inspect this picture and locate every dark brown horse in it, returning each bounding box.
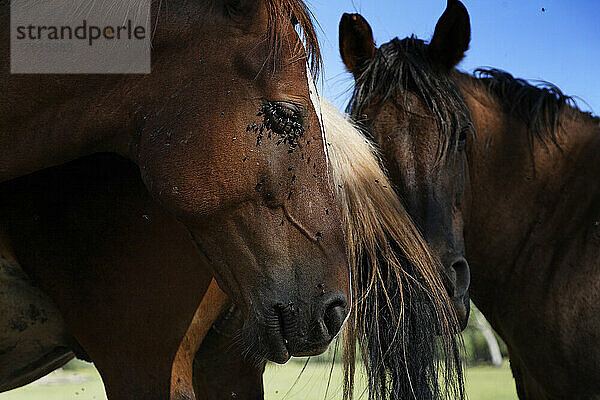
[339,8,472,330]
[1,0,352,397]
[340,2,600,398]
[0,153,217,400]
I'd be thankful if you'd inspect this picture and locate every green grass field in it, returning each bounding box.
[0,359,517,400]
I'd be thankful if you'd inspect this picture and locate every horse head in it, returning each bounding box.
[339,1,473,329]
[134,0,350,363]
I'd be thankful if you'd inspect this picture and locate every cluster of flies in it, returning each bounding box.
[247,101,305,153]
[245,101,327,239]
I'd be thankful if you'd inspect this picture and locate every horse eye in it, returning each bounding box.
[457,127,468,151]
[224,0,257,20]
[291,13,299,26]
[256,101,305,152]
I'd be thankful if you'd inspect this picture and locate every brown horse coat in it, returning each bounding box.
[1,97,464,400]
[459,72,600,400]
[1,0,351,398]
[339,2,600,398]
[0,154,214,400]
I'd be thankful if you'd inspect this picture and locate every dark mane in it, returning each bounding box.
[347,36,471,163]
[320,99,465,400]
[474,68,599,151]
[265,0,322,79]
[346,36,467,400]
[354,247,465,400]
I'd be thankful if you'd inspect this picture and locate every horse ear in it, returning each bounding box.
[428,0,471,71]
[339,13,376,77]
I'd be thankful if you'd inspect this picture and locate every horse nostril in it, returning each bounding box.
[449,257,471,298]
[322,295,347,337]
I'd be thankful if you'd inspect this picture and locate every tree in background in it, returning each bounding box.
[461,303,507,366]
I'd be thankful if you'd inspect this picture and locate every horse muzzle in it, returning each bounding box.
[249,291,348,364]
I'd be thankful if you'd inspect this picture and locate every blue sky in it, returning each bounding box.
[307,0,600,114]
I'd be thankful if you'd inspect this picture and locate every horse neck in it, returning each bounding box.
[458,75,600,317]
[0,75,139,183]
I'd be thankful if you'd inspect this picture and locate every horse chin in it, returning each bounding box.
[265,338,331,363]
[241,320,334,364]
[288,342,330,358]
[452,294,471,331]
[240,319,287,365]
[266,340,291,365]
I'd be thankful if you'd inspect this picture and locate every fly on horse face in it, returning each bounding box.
[341,1,600,398]
[1,0,352,397]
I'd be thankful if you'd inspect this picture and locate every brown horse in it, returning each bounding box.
[1,97,464,400]
[1,0,351,397]
[340,2,600,399]
[194,98,465,400]
[339,8,472,330]
[0,150,334,400]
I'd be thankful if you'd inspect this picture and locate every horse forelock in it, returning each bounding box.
[264,0,322,80]
[321,99,465,400]
[348,36,471,165]
[115,0,322,79]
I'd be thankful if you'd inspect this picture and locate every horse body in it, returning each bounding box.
[460,74,600,399]
[340,2,600,398]
[0,154,216,399]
